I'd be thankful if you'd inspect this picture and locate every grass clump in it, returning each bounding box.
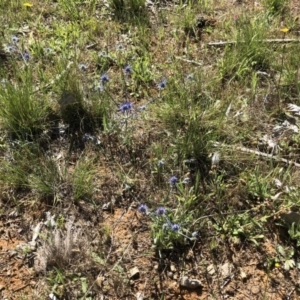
[0,72,54,140]
[220,16,274,82]
[109,0,149,26]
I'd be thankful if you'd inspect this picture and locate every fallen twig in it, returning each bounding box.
[174,56,202,66]
[208,39,300,47]
[214,142,300,168]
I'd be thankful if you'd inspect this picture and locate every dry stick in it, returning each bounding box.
[208,39,300,47]
[235,145,300,168]
[174,56,202,66]
[214,142,300,168]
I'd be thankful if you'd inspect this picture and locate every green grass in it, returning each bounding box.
[1,0,300,299]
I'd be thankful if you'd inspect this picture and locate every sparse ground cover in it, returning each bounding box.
[2,0,300,299]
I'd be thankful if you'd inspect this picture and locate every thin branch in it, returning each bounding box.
[174,56,202,66]
[214,142,300,168]
[235,145,300,168]
[208,39,300,47]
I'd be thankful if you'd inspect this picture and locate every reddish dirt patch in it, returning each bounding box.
[0,233,35,299]
[98,209,300,299]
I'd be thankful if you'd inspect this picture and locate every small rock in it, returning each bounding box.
[167,271,173,279]
[240,268,247,279]
[102,201,114,211]
[49,293,58,300]
[180,276,202,289]
[28,241,37,250]
[30,280,37,286]
[9,210,19,218]
[207,264,216,275]
[128,267,140,280]
[136,292,144,300]
[130,279,136,285]
[95,276,105,288]
[220,262,234,278]
[251,285,260,295]
[103,280,109,286]
[170,264,176,272]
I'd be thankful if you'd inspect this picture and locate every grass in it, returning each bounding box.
[1,0,300,299]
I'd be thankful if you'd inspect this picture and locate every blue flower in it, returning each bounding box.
[169,176,178,186]
[11,35,19,43]
[119,101,133,113]
[100,73,109,84]
[138,204,148,214]
[156,207,166,215]
[157,78,167,90]
[171,223,180,231]
[23,51,30,61]
[123,64,132,74]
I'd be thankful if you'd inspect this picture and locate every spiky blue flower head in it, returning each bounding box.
[169,176,178,186]
[138,204,148,214]
[171,223,180,231]
[100,73,109,84]
[123,64,132,74]
[23,51,30,61]
[157,78,167,90]
[11,35,19,43]
[156,207,166,216]
[119,101,133,113]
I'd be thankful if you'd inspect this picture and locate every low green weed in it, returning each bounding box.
[273,245,299,270]
[138,203,198,250]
